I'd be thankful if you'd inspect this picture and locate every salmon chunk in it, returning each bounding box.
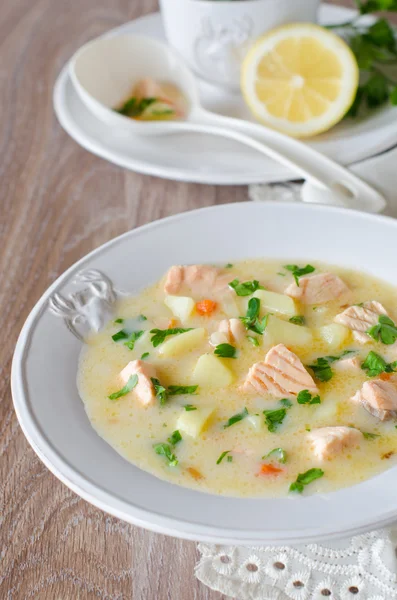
[242,343,318,399]
[308,426,363,461]
[352,376,397,420]
[119,360,156,407]
[334,301,388,344]
[210,318,246,347]
[285,273,350,305]
[164,265,231,296]
[334,356,361,372]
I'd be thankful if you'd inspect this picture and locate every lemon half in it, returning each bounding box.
[241,23,359,138]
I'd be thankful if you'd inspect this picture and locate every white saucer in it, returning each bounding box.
[53,5,397,185]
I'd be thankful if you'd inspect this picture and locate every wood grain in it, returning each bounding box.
[0,1,393,599]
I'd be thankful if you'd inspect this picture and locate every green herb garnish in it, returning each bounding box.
[361,350,397,377]
[289,316,305,326]
[289,468,324,493]
[184,404,197,411]
[362,431,381,440]
[229,279,264,297]
[124,330,144,350]
[240,298,268,335]
[224,407,249,429]
[327,4,397,117]
[151,378,168,405]
[112,329,129,342]
[297,390,321,405]
[108,374,138,400]
[284,264,315,286]
[116,96,157,117]
[280,398,293,408]
[247,336,259,347]
[138,314,147,321]
[225,263,233,268]
[308,351,355,382]
[141,352,150,360]
[214,343,237,358]
[227,455,233,462]
[367,315,397,345]
[263,408,287,432]
[168,430,182,446]
[114,318,124,324]
[153,443,178,467]
[263,448,287,464]
[150,327,193,347]
[216,450,231,465]
[168,385,198,396]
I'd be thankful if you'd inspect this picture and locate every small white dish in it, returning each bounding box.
[159,0,320,90]
[12,201,397,545]
[53,7,397,185]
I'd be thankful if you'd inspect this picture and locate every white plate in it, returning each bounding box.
[53,6,397,185]
[12,202,397,545]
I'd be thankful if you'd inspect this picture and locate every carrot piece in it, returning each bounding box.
[167,318,178,329]
[380,372,393,381]
[186,467,204,480]
[196,299,217,316]
[258,463,283,476]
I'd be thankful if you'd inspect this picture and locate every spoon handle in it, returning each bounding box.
[186,109,385,213]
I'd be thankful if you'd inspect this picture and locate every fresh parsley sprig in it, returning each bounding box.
[289,468,324,493]
[108,374,138,400]
[297,390,321,405]
[153,442,178,467]
[361,350,397,377]
[150,327,193,347]
[308,351,355,382]
[214,343,237,358]
[284,264,315,286]
[240,298,269,335]
[367,315,397,345]
[224,407,249,429]
[228,279,264,296]
[327,3,397,115]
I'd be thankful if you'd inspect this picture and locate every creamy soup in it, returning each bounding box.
[78,260,397,497]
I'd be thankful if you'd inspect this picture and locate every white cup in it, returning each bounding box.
[159,0,321,91]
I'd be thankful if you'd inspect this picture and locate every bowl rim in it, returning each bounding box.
[11,201,397,545]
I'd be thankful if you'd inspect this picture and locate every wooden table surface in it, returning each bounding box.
[0,1,390,598]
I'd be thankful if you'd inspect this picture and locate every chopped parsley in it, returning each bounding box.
[108,374,138,400]
[263,448,287,464]
[228,279,264,297]
[138,314,147,322]
[114,318,124,324]
[112,329,129,342]
[263,408,287,432]
[153,443,178,467]
[289,468,324,493]
[150,327,193,347]
[280,398,293,408]
[240,298,268,335]
[184,404,197,411]
[297,390,321,405]
[116,96,157,117]
[362,431,381,440]
[214,343,237,358]
[225,263,233,268]
[168,385,198,396]
[227,455,233,462]
[141,352,150,360]
[216,450,231,465]
[224,407,249,429]
[277,272,286,277]
[289,316,305,326]
[151,378,168,405]
[247,335,259,347]
[167,430,182,446]
[361,351,397,377]
[284,264,315,286]
[124,330,144,350]
[367,315,397,345]
[308,351,355,382]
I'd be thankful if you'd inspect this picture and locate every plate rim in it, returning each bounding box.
[11,201,397,545]
[53,6,397,186]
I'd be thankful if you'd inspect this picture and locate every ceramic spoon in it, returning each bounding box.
[69,34,386,213]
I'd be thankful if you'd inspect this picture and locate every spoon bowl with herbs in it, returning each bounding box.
[70,33,386,213]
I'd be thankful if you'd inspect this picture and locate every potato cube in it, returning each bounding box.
[264,315,312,347]
[318,323,351,349]
[176,406,215,438]
[164,295,195,322]
[193,354,235,388]
[158,328,206,358]
[246,415,263,431]
[253,290,298,317]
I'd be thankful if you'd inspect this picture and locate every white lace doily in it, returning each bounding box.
[195,180,397,600]
[196,527,397,600]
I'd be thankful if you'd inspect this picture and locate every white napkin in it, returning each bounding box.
[195,147,397,599]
